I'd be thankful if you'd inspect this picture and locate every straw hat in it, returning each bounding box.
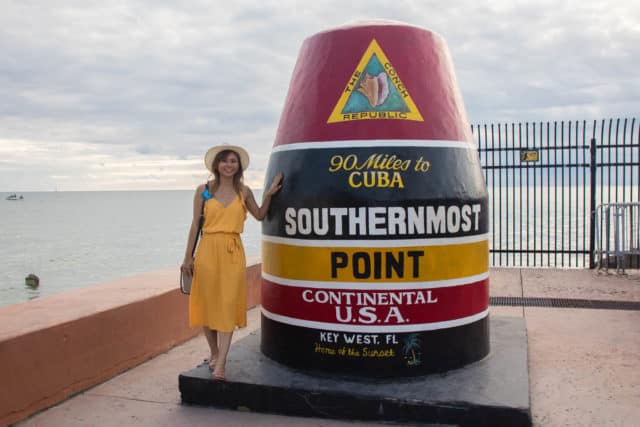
[204,144,250,172]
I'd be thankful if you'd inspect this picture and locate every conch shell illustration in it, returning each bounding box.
[357,72,390,107]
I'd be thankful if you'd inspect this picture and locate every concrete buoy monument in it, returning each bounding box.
[260,20,489,376]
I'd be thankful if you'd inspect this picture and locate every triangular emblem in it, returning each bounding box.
[327,39,423,123]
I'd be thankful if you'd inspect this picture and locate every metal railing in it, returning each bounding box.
[474,118,639,268]
[595,202,640,272]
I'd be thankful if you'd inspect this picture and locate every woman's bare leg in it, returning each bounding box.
[213,330,233,379]
[203,327,218,369]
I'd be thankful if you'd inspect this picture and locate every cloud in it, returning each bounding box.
[0,1,638,191]
[0,138,206,191]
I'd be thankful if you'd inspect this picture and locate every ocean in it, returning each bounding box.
[2,186,636,307]
[0,191,262,308]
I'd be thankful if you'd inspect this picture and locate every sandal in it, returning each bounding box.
[208,357,217,371]
[212,363,225,380]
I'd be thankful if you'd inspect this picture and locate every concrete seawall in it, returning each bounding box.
[0,257,262,427]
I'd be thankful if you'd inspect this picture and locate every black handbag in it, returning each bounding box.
[180,186,206,295]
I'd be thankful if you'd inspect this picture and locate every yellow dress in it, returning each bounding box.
[189,193,247,332]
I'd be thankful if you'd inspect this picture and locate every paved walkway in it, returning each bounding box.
[17,268,640,427]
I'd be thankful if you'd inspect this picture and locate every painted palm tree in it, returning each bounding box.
[402,334,421,367]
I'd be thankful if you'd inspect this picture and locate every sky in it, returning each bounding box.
[1,0,638,192]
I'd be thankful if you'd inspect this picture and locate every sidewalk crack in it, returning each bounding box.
[86,393,176,405]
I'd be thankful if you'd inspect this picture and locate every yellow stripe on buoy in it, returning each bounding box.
[262,239,488,282]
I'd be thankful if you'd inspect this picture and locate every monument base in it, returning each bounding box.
[179,316,531,426]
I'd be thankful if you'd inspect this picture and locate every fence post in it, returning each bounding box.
[589,137,597,268]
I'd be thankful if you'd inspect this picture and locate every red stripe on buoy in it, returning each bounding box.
[274,23,472,146]
[262,278,489,326]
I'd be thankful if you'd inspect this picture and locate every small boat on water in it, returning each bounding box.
[6,193,24,200]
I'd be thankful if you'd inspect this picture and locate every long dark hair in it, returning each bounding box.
[209,149,244,194]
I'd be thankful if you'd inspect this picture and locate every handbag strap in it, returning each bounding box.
[190,182,207,256]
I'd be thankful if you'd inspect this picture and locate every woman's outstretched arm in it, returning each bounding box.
[244,173,283,221]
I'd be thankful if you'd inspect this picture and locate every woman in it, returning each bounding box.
[181,144,282,380]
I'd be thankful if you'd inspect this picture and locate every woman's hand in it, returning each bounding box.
[265,172,283,197]
[181,257,194,276]
[244,172,283,221]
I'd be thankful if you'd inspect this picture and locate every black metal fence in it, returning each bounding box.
[474,118,639,268]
